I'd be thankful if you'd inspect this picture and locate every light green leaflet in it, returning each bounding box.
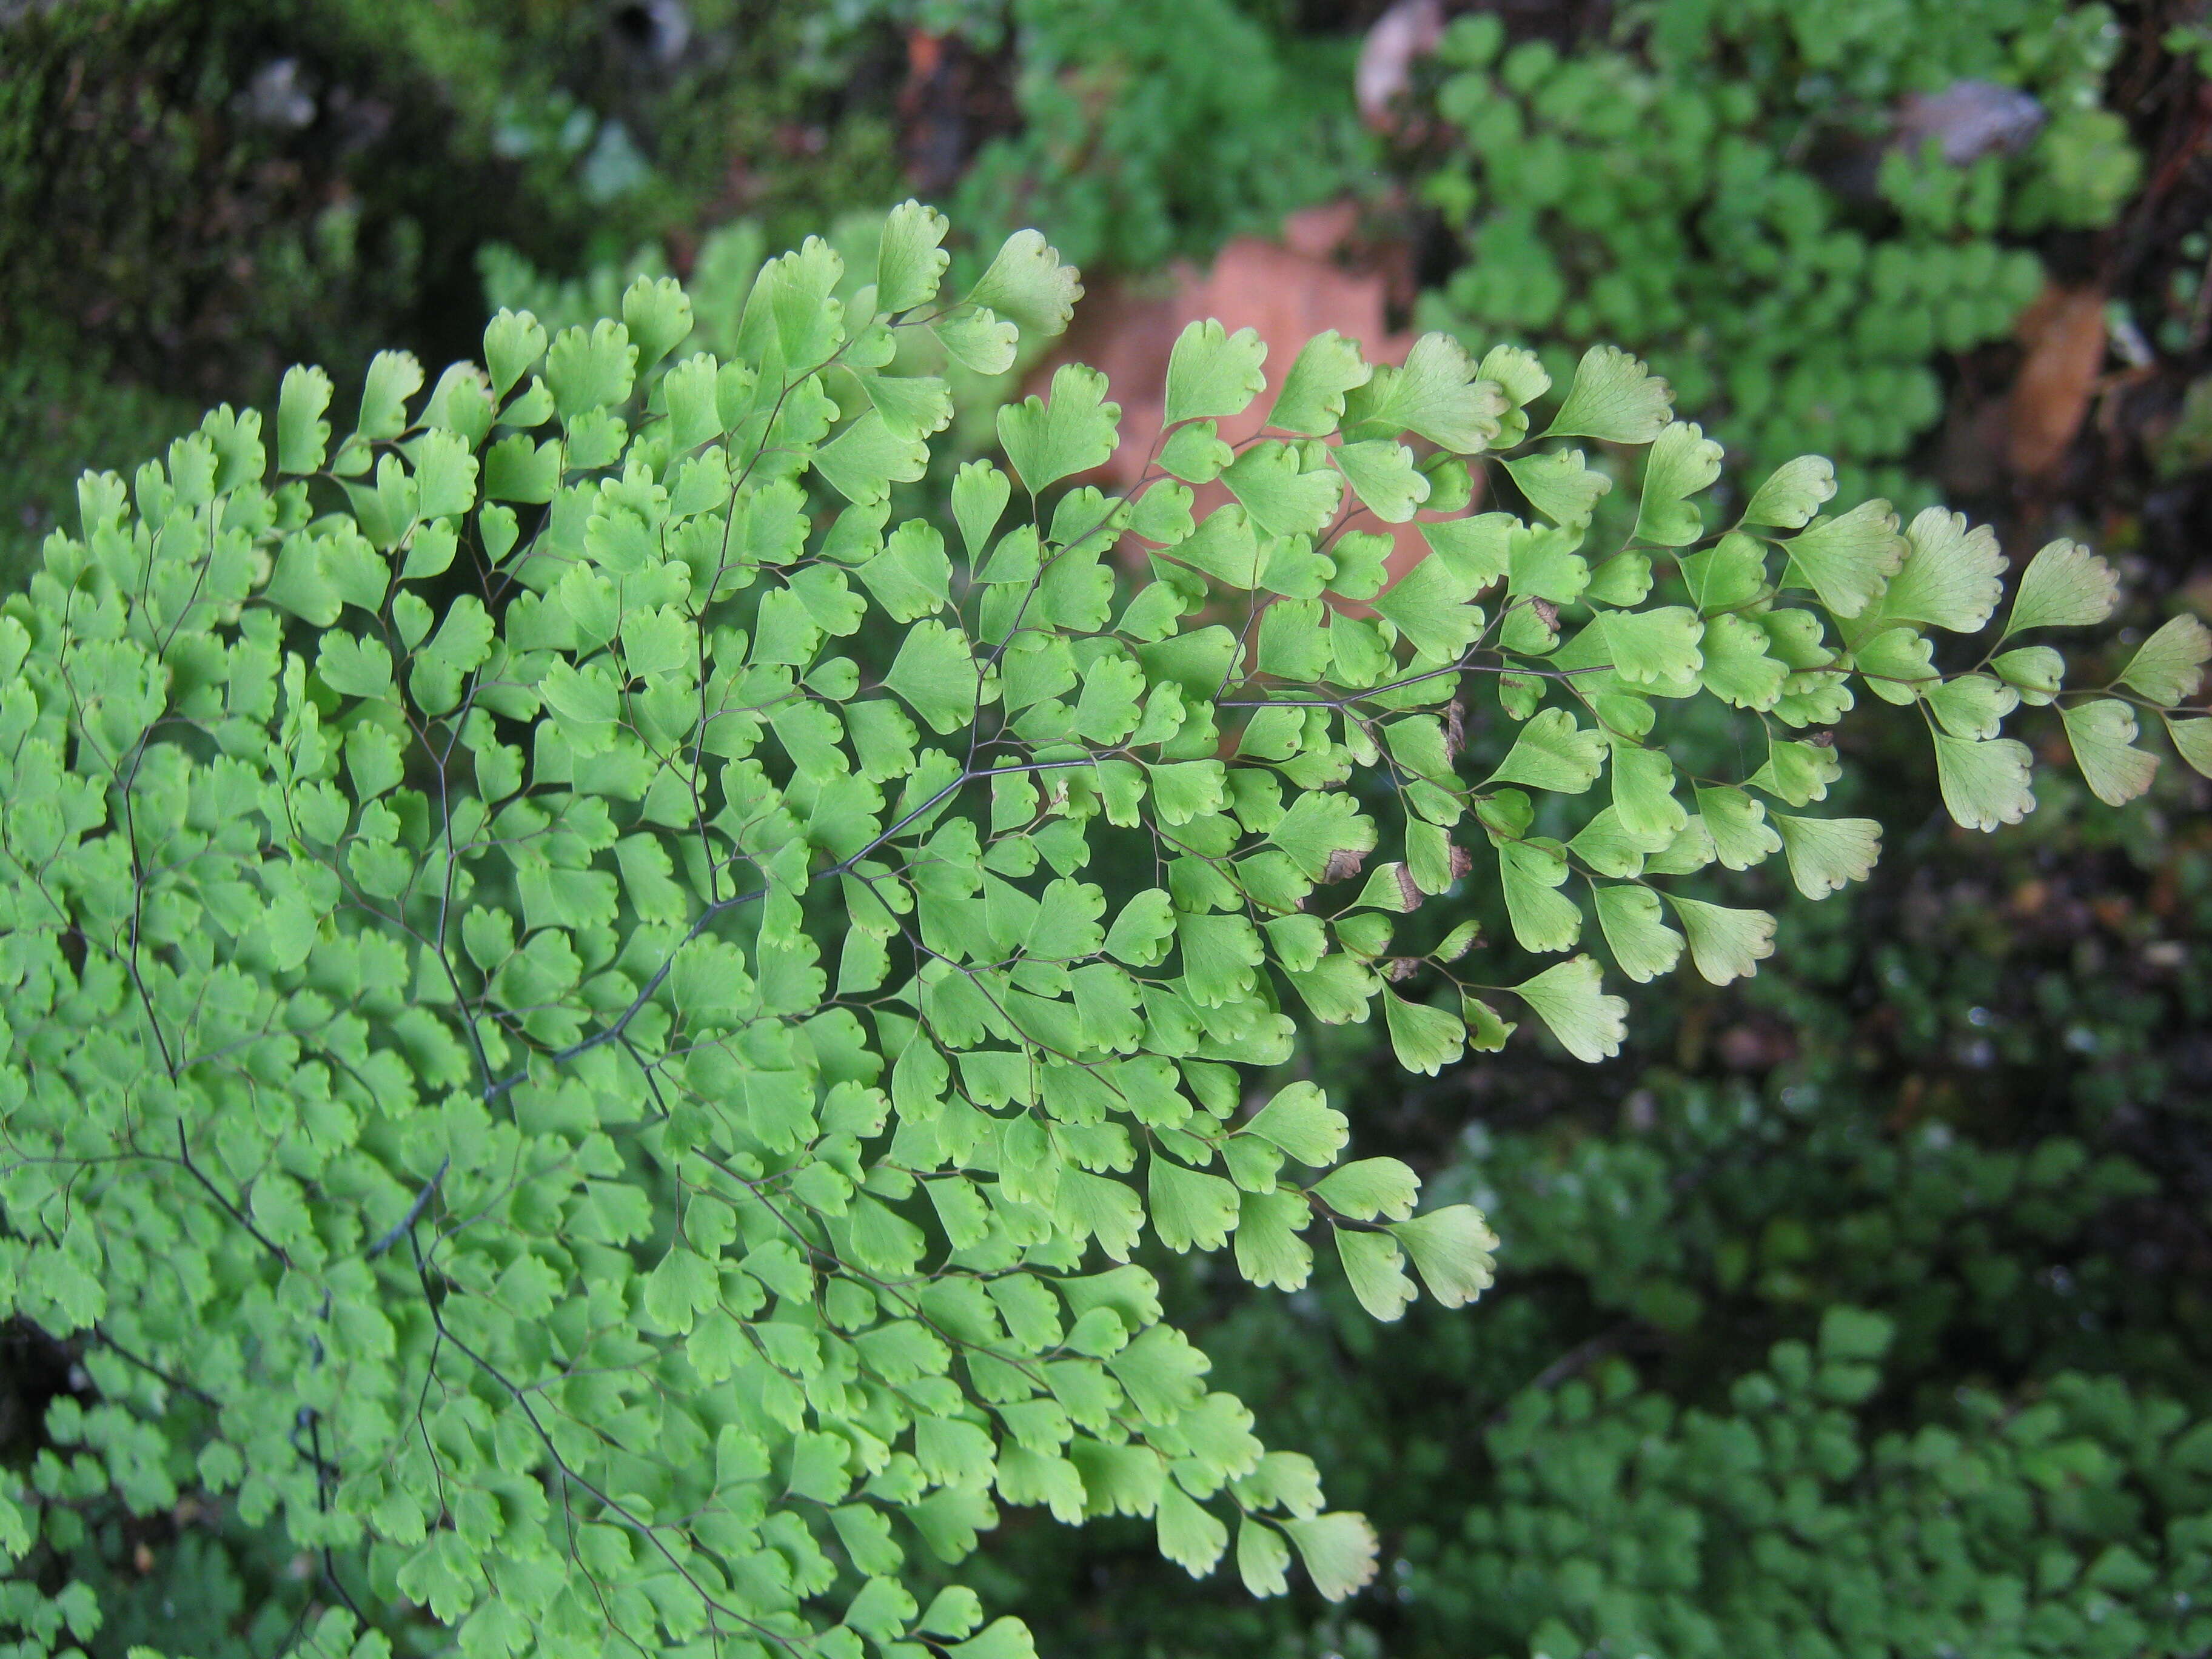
[0,204,2190,1659]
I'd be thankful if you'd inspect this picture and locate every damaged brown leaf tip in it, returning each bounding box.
[1395,864,1424,911]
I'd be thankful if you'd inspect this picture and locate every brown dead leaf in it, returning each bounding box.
[2007,283,2107,477]
[1048,201,1415,477]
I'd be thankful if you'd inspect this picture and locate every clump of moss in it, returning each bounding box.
[0,0,909,568]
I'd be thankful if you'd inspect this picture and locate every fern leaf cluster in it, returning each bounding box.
[1,208,2203,1659]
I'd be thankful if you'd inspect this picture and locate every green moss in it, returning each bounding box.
[0,0,908,571]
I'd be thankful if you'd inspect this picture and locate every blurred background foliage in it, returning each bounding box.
[1407,1,2137,501]
[7,1,2212,1656]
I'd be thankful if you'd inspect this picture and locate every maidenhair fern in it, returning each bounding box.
[2,204,2205,1659]
[1414,3,2139,488]
[1425,1314,2212,1659]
